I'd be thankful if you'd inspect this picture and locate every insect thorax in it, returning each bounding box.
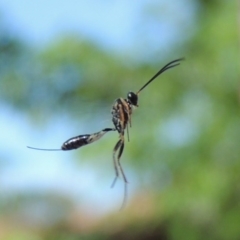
[111,98,132,134]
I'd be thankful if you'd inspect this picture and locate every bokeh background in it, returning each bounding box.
[0,0,239,239]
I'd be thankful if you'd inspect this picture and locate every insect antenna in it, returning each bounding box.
[27,146,62,151]
[136,58,184,95]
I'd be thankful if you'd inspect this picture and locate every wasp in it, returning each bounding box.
[28,58,184,208]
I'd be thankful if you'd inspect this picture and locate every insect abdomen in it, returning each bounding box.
[61,135,90,150]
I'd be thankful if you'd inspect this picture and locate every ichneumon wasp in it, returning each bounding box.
[28,58,184,208]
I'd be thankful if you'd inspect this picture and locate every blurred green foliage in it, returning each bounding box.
[0,0,239,239]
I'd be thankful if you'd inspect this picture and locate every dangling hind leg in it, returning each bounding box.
[117,140,127,183]
[116,140,128,208]
[111,139,122,188]
[111,137,128,208]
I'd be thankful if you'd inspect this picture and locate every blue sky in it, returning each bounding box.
[0,0,195,215]
[0,0,195,57]
[1,0,144,48]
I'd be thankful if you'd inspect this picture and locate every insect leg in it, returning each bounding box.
[116,140,128,209]
[111,136,128,208]
[111,139,122,188]
[122,100,132,142]
[126,123,130,142]
[116,140,127,183]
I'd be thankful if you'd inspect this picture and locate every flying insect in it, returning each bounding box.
[28,58,184,208]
